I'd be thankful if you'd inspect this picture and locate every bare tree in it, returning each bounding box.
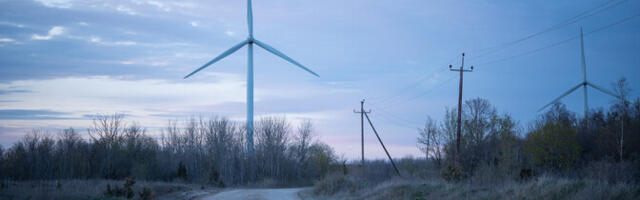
[88,114,125,148]
[256,116,291,180]
[291,119,315,179]
[613,77,631,161]
[464,98,497,145]
[293,120,314,164]
[417,117,443,166]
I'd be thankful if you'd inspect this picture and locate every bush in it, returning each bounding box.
[104,177,136,199]
[313,174,362,196]
[138,187,153,200]
[441,164,464,182]
[580,160,640,184]
[525,122,580,171]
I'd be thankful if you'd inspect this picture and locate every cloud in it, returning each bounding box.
[31,26,65,40]
[0,38,15,42]
[190,21,199,27]
[147,1,171,12]
[33,0,73,8]
[116,5,137,15]
[0,21,26,28]
[114,41,137,46]
[88,36,137,46]
[0,75,246,113]
[0,109,73,120]
[0,89,30,95]
[225,30,235,37]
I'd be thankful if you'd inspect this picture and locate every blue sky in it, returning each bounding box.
[0,0,639,159]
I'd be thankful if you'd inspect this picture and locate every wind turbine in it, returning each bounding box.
[184,0,320,157]
[538,26,619,117]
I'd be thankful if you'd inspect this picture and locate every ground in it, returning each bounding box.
[201,187,308,200]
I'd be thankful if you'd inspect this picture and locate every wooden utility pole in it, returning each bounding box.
[449,53,473,163]
[620,113,624,162]
[353,99,370,169]
[363,111,401,176]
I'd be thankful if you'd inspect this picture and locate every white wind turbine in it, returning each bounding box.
[539,26,619,117]
[184,0,319,156]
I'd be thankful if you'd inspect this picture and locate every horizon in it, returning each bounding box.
[1,0,639,160]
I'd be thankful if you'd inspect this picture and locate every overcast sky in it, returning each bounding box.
[0,0,639,159]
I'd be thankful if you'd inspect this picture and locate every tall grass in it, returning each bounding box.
[308,174,639,200]
[0,179,218,200]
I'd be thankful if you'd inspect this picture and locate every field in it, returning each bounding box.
[305,174,640,200]
[0,179,220,200]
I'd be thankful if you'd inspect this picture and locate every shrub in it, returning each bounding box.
[525,122,580,171]
[104,177,136,199]
[138,187,153,200]
[313,174,361,196]
[441,164,464,182]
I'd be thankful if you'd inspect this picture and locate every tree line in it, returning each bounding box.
[0,115,336,186]
[418,78,640,183]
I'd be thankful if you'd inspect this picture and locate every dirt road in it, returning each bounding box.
[201,188,308,200]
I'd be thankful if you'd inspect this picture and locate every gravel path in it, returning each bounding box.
[200,188,307,200]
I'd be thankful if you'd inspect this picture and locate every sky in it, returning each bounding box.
[0,0,639,159]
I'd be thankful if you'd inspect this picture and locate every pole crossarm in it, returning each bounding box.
[449,69,473,72]
[354,99,371,170]
[449,52,474,164]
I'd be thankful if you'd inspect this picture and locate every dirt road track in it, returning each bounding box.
[200,188,308,200]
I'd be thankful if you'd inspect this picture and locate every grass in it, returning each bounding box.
[305,174,640,200]
[0,179,220,200]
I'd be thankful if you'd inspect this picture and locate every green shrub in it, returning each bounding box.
[525,122,580,171]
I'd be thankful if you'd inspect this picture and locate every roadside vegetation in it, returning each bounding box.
[0,179,217,200]
[308,78,640,200]
[0,115,336,199]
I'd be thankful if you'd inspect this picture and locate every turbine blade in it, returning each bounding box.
[580,27,587,82]
[253,39,320,77]
[587,82,621,99]
[247,0,253,37]
[538,83,583,112]
[184,39,248,79]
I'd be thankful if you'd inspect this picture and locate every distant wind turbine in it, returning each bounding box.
[184,0,320,157]
[538,26,619,117]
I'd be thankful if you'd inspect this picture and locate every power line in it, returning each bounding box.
[378,74,458,110]
[367,103,424,127]
[357,2,638,134]
[475,13,640,66]
[469,0,630,61]
[368,0,634,109]
[368,54,459,104]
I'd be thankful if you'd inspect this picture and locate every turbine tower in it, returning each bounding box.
[539,26,619,117]
[184,0,319,157]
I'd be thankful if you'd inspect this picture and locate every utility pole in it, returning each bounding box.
[353,99,370,169]
[449,53,473,163]
[363,111,401,176]
[620,113,624,162]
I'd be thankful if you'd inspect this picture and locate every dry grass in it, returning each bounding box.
[0,179,220,200]
[306,174,640,200]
